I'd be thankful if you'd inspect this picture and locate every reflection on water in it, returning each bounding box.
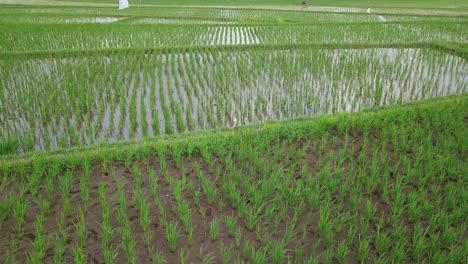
[1,48,466,153]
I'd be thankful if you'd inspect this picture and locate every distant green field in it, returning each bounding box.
[56,0,468,9]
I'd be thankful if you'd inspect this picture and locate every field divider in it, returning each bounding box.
[1,94,465,172]
[2,42,467,60]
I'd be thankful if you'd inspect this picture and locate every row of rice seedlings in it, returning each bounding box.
[158,55,175,135]
[156,153,183,255]
[52,169,75,263]
[131,165,153,249]
[198,26,262,45]
[174,53,196,131]
[114,178,137,264]
[164,53,184,133]
[97,182,119,264]
[184,51,210,129]
[146,166,170,263]
[25,164,58,263]
[1,22,467,52]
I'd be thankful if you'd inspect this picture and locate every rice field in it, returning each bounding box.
[1,96,466,263]
[0,1,467,263]
[1,48,467,153]
[1,22,467,52]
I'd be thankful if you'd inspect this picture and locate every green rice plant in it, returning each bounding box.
[134,190,150,232]
[358,238,370,263]
[59,170,74,219]
[411,224,426,261]
[103,245,119,264]
[294,246,305,263]
[27,213,47,263]
[391,241,407,263]
[59,170,73,198]
[337,241,349,264]
[441,226,457,247]
[101,221,114,250]
[83,157,92,179]
[176,200,193,238]
[27,171,43,198]
[283,222,296,245]
[80,177,89,210]
[150,250,166,264]
[349,188,362,212]
[75,209,86,247]
[132,164,143,189]
[201,253,215,264]
[407,191,422,222]
[12,199,27,231]
[120,223,137,264]
[244,203,266,231]
[148,167,158,195]
[243,240,252,259]
[165,221,179,253]
[375,226,392,256]
[323,226,335,249]
[270,242,286,264]
[199,176,217,204]
[306,254,319,264]
[53,230,67,264]
[222,180,241,208]
[235,227,242,248]
[346,225,356,245]
[99,183,110,224]
[225,215,237,237]
[179,249,189,264]
[318,202,331,237]
[0,195,13,226]
[325,248,334,264]
[219,243,234,264]
[364,200,375,224]
[5,235,18,263]
[209,217,220,241]
[250,246,267,264]
[44,173,55,199]
[36,195,51,216]
[72,244,86,264]
[194,190,201,205]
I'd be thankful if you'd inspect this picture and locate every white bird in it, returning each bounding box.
[367,8,371,14]
[229,118,237,130]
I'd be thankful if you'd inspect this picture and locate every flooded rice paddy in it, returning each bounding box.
[0,48,466,153]
[1,23,467,52]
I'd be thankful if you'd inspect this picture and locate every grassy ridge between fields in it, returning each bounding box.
[1,94,466,174]
[1,42,467,60]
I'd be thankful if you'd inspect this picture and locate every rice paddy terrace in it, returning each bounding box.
[0,0,467,263]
